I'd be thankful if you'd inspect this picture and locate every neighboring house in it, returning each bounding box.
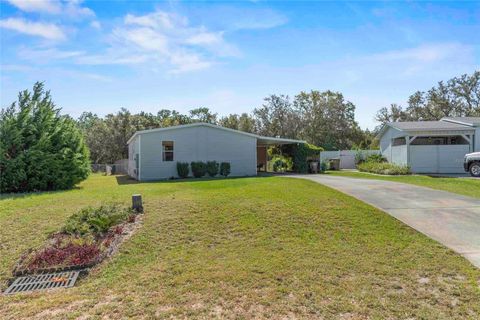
[377,117,480,173]
[127,122,305,181]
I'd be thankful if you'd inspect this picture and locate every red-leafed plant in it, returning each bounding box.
[114,225,123,235]
[27,241,100,270]
[16,203,141,273]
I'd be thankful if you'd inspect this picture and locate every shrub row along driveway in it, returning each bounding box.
[292,174,480,268]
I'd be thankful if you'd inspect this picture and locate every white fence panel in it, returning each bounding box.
[114,159,129,174]
[320,150,381,169]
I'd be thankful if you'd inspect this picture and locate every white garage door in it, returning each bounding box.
[410,145,469,173]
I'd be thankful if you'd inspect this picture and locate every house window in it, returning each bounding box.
[162,141,174,161]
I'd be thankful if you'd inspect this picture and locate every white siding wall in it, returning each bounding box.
[127,136,140,179]
[391,145,408,165]
[136,126,257,180]
[379,127,406,163]
[380,124,477,173]
[410,145,469,173]
[320,150,380,169]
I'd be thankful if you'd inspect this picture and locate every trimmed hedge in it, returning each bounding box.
[358,162,411,175]
[206,161,219,177]
[219,162,231,177]
[176,162,189,178]
[191,161,207,178]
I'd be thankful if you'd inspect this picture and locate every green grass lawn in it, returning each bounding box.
[1,174,479,319]
[326,170,480,199]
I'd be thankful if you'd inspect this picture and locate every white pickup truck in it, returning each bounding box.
[464,152,480,177]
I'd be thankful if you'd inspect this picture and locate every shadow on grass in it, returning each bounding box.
[115,173,278,185]
[1,174,283,199]
[115,175,141,185]
[0,186,82,201]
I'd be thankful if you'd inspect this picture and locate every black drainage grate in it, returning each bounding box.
[4,270,80,295]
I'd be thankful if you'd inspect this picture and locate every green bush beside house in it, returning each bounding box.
[0,82,90,193]
[206,161,219,177]
[219,162,231,177]
[176,162,189,178]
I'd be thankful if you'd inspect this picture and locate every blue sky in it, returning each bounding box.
[1,1,479,129]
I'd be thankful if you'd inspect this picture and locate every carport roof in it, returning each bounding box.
[388,121,474,131]
[376,120,475,140]
[442,117,480,127]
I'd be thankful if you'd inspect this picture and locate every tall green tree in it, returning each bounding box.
[0,82,90,193]
[253,94,300,138]
[375,71,480,127]
[294,90,360,150]
[189,107,217,124]
[219,113,256,133]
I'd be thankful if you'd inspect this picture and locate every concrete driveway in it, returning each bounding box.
[290,174,480,268]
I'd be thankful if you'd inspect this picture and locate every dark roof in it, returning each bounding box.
[441,117,480,126]
[388,121,474,131]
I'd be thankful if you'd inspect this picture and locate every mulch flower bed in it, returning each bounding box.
[13,205,144,277]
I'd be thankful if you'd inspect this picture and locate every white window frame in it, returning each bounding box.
[162,141,174,162]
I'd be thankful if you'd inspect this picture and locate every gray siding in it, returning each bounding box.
[379,122,478,173]
[128,136,140,179]
[137,125,257,180]
[410,145,469,173]
[391,145,407,165]
[379,126,406,163]
[475,128,480,152]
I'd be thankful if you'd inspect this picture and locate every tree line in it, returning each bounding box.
[2,71,478,192]
[80,68,480,166]
[375,71,480,128]
[77,90,375,164]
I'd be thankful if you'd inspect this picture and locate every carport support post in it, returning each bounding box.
[461,134,472,152]
[406,136,417,166]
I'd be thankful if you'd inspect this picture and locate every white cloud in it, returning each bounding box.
[124,11,181,29]
[186,31,223,45]
[18,47,84,60]
[0,18,66,40]
[90,20,101,29]
[169,51,212,74]
[76,52,149,65]
[5,0,94,18]
[203,7,288,31]
[370,43,468,63]
[114,27,169,53]
[63,0,94,18]
[79,9,239,73]
[6,0,61,14]
[365,43,473,77]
